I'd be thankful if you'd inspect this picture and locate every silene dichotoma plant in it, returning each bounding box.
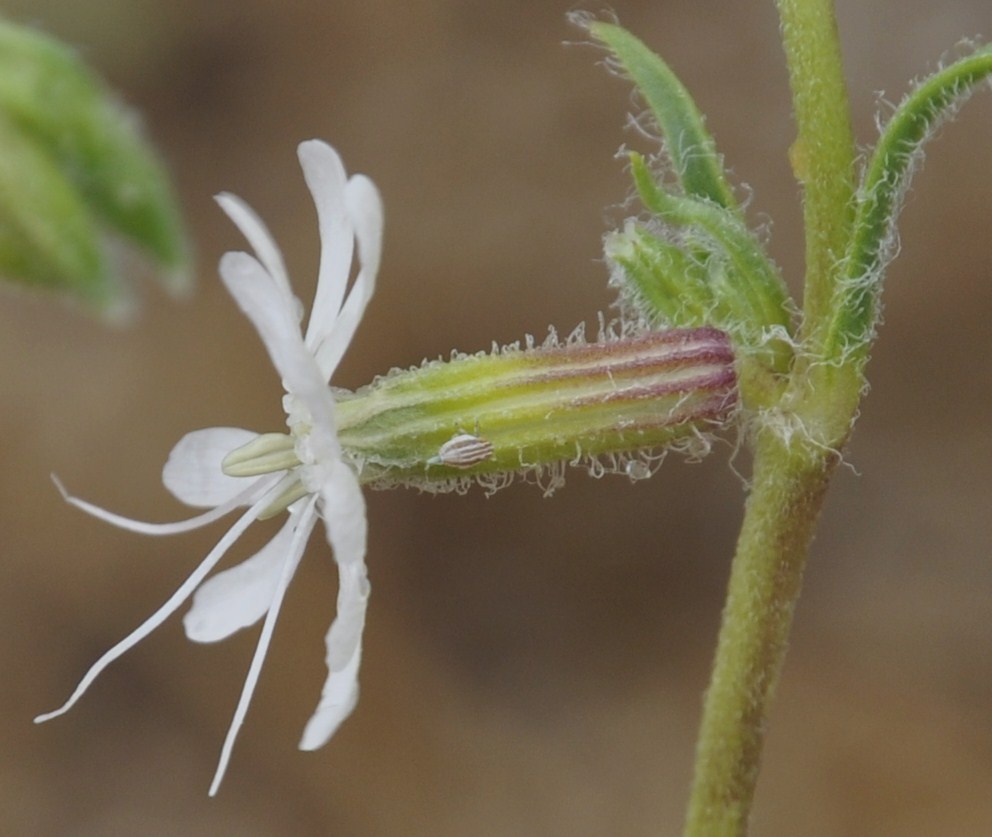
[32,4,992,832]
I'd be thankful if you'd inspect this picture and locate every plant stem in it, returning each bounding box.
[774,0,856,343]
[683,428,837,836]
[682,3,858,832]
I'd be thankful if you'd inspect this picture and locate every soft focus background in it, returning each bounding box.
[2,1,991,834]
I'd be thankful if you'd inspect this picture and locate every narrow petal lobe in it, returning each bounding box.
[215,193,293,299]
[34,485,287,726]
[311,175,383,378]
[208,497,319,796]
[298,140,354,350]
[299,464,370,750]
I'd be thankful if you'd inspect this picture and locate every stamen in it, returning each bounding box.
[222,433,300,477]
[257,477,309,520]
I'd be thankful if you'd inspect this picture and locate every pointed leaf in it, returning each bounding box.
[828,43,992,361]
[586,20,738,210]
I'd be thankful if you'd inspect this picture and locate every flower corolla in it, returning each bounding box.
[36,140,383,796]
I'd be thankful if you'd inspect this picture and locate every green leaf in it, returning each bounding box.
[0,19,191,313]
[827,43,992,362]
[0,118,114,308]
[585,20,738,210]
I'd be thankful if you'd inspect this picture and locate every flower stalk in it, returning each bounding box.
[682,2,992,834]
[775,0,856,337]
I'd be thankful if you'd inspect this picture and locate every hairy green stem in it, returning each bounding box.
[684,429,837,836]
[775,0,856,339]
[683,3,856,833]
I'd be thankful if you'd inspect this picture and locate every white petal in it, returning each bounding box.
[163,427,261,508]
[219,252,326,409]
[208,497,318,796]
[319,460,368,566]
[184,511,298,643]
[298,140,354,353]
[299,559,368,751]
[299,464,370,751]
[215,193,293,299]
[52,473,277,537]
[220,251,340,455]
[34,485,285,727]
[346,174,383,282]
[311,175,383,378]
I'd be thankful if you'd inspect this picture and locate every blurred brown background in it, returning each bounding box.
[2,1,990,834]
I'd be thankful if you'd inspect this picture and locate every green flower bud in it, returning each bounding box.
[0,19,190,316]
[578,18,796,388]
[609,153,795,378]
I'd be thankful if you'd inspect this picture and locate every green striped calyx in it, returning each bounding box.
[334,326,738,493]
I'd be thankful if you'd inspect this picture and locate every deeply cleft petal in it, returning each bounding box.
[163,427,262,508]
[53,472,278,537]
[345,174,384,283]
[34,484,287,727]
[319,459,368,565]
[299,557,369,750]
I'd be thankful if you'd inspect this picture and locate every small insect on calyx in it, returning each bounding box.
[428,432,495,469]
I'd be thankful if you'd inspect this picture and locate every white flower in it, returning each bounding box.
[35,140,383,796]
